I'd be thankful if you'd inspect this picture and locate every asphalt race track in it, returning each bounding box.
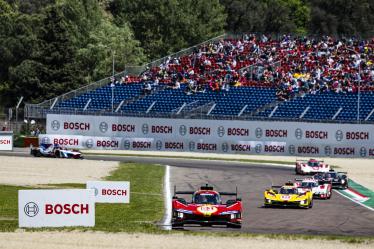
[1,151,374,236]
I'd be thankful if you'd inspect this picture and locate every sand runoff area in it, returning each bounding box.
[0,232,373,249]
[0,156,117,186]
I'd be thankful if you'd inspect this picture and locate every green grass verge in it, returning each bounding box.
[84,152,295,166]
[0,162,165,233]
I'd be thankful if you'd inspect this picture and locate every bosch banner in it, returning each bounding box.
[19,189,95,228]
[87,181,130,203]
[0,131,13,151]
[44,114,374,158]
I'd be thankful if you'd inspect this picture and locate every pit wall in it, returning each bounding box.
[41,114,374,158]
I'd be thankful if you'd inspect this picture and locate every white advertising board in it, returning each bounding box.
[19,189,95,228]
[0,131,13,151]
[44,114,374,158]
[87,181,130,203]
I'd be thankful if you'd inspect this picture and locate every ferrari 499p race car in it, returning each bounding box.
[295,177,332,199]
[264,182,313,208]
[171,184,242,228]
[30,143,83,159]
[295,158,330,175]
[314,170,349,189]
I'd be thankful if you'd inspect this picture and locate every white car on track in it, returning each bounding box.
[295,177,332,199]
[295,159,330,175]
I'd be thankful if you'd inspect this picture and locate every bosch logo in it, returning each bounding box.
[85,139,94,148]
[255,144,262,154]
[156,140,163,150]
[99,122,108,133]
[189,141,195,151]
[255,128,263,138]
[124,140,131,150]
[24,202,39,217]
[360,147,367,157]
[295,128,302,140]
[51,120,60,131]
[179,125,187,136]
[335,130,343,141]
[41,137,50,144]
[324,146,332,156]
[91,187,99,196]
[142,124,149,134]
[217,126,225,137]
[221,142,229,153]
[288,145,295,155]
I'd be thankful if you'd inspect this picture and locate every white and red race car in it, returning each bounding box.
[295,177,332,199]
[295,159,330,175]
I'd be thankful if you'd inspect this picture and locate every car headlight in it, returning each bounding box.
[300,200,306,204]
[266,198,272,203]
[230,214,235,219]
[341,179,345,183]
[177,212,184,218]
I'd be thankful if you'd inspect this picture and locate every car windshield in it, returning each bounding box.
[308,161,319,167]
[193,193,221,204]
[279,188,297,194]
[301,182,315,188]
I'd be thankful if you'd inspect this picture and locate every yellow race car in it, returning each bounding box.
[264,182,313,208]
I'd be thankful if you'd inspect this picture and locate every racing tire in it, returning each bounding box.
[327,190,332,199]
[171,223,183,228]
[55,150,60,158]
[35,151,42,157]
[308,200,313,209]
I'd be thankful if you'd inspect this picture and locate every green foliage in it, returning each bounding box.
[0,162,165,233]
[110,0,226,59]
[308,0,374,37]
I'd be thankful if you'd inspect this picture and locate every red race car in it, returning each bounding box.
[171,184,242,228]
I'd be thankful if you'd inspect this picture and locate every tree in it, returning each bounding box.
[308,0,374,37]
[110,0,226,59]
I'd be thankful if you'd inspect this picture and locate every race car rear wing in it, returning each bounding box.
[338,172,348,174]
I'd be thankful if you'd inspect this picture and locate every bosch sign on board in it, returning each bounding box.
[0,131,13,151]
[87,181,130,203]
[18,189,95,228]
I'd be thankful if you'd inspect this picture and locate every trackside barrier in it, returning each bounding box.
[41,114,374,158]
[87,181,130,203]
[0,131,13,151]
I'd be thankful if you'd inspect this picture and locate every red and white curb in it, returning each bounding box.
[334,189,373,211]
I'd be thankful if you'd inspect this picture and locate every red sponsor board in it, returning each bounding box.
[227,128,249,136]
[297,146,320,154]
[265,129,287,138]
[64,122,90,131]
[164,142,184,150]
[189,127,211,135]
[305,131,328,139]
[112,124,135,133]
[45,204,89,215]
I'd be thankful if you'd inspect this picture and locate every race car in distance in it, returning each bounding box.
[30,143,83,159]
[295,158,330,175]
[171,184,242,228]
[314,170,349,189]
[295,177,332,199]
[264,182,313,208]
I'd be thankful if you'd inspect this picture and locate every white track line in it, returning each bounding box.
[163,165,172,230]
[334,190,374,211]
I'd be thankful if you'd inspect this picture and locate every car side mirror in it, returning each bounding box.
[177,198,187,205]
[236,198,242,202]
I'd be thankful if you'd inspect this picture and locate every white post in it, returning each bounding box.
[111,85,114,113]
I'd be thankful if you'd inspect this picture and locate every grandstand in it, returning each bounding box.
[25,34,374,123]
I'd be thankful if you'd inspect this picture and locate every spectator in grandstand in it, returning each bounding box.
[142,82,152,95]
